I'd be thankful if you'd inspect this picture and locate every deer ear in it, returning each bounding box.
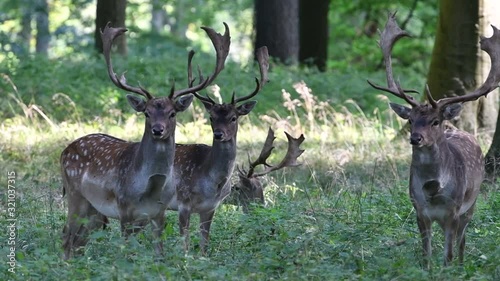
[201,100,214,111]
[236,100,257,116]
[127,95,146,112]
[389,102,411,120]
[175,94,194,112]
[442,103,462,120]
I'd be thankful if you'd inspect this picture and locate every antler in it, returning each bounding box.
[242,128,305,178]
[101,23,153,100]
[435,25,500,108]
[176,22,231,100]
[231,46,270,104]
[366,12,419,107]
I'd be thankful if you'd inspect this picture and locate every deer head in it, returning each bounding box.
[367,13,500,147]
[192,46,270,142]
[234,128,305,212]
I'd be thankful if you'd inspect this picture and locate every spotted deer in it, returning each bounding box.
[231,127,305,213]
[368,13,500,268]
[60,23,230,259]
[169,47,268,254]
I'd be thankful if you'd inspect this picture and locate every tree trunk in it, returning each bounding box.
[299,0,329,71]
[151,0,166,34]
[254,0,299,64]
[95,0,127,55]
[482,0,500,178]
[426,0,499,134]
[20,3,32,55]
[35,0,50,56]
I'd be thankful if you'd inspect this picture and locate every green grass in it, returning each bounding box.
[1,92,499,280]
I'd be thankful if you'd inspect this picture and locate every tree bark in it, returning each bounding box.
[95,0,127,55]
[35,0,50,56]
[426,0,499,133]
[299,0,329,71]
[254,0,299,64]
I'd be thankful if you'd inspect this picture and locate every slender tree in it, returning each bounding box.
[35,0,50,56]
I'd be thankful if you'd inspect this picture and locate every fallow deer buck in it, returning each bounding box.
[232,127,305,213]
[368,13,500,268]
[60,22,230,259]
[170,46,268,254]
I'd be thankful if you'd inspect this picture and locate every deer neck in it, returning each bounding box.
[204,137,237,179]
[135,130,175,175]
[411,140,452,179]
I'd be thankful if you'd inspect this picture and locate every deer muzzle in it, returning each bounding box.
[213,129,224,140]
[410,132,423,146]
[151,124,165,138]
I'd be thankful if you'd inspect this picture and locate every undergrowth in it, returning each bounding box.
[1,80,499,280]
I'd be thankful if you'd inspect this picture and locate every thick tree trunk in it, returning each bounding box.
[95,0,127,55]
[35,0,50,56]
[426,0,499,133]
[299,0,329,71]
[254,0,299,64]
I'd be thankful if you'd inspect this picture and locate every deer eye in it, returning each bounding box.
[432,120,439,126]
[144,112,150,118]
[170,112,176,118]
[231,116,237,122]
[408,119,412,125]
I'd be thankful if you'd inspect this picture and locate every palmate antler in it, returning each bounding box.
[238,128,305,179]
[100,22,231,100]
[367,12,500,108]
[193,46,270,106]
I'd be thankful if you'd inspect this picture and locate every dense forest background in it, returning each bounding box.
[0,0,438,122]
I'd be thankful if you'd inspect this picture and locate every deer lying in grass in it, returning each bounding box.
[231,127,305,213]
[170,47,269,254]
[368,13,500,268]
[60,23,229,259]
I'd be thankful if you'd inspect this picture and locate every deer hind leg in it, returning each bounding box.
[63,190,107,259]
[199,210,215,256]
[416,214,432,270]
[457,203,475,265]
[443,217,459,266]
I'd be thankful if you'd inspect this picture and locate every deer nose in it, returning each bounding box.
[213,129,224,140]
[410,133,423,145]
[151,125,164,136]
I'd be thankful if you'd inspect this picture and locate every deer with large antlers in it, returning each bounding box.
[232,128,305,213]
[168,47,269,254]
[60,23,230,259]
[368,13,500,268]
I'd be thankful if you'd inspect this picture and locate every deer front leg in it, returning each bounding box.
[199,210,215,255]
[151,212,166,256]
[179,206,191,252]
[416,214,432,270]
